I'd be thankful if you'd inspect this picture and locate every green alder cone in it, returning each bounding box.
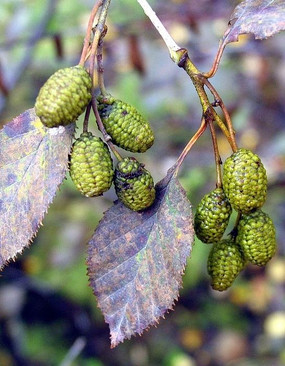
[236,210,277,266]
[35,65,92,127]
[223,148,267,213]
[194,188,232,244]
[69,132,113,197]
[207,239,245,291]
[97,94,154,153]
[114,157,155,211]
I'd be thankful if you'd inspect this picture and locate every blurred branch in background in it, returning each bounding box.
[59,337,86,366]
[0,0,57,116]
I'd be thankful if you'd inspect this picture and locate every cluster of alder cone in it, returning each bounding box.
[34,64,157,212]
[195,147,277,291]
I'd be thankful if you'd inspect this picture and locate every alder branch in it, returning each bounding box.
[136,0,180,61]
[136,0,237,156]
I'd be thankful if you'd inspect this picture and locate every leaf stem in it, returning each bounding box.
[91,94,123,161]
[202,40,226,79]
[79,0,103,67]
[175,117,207,173]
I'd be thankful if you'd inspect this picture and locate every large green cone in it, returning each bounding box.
[223,148,267,213]
[69,132,113,197]
[114,157,155,211]
[97,94,154,153]
[236,209,277,266]
[207,239,245,291]
[35,65,92,127]
[194,188,232,244]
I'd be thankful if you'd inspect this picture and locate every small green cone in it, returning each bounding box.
[194,188,232,244]
[114,157,155,211]
[223,148,267,213]
[207,239,245,291]
[35,65,92,127]
[236,209,277,266]
[69,132,113,197]
[97,94,154,153]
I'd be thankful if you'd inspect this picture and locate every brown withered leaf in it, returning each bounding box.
[223,0,285,44]
[87,165,194,348]
[0,108,74,269]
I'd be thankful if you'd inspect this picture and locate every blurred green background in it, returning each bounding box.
[0,0,285,365]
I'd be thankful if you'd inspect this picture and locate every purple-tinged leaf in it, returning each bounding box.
[223,0,285,45]
[0,108,74,269]
[87,165,194,347]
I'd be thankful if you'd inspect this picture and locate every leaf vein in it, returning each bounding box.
[101,276,135,303]
[95,216,158,283]
[7,139,44,203]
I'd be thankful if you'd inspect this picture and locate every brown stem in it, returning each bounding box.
[203,77,238,152]
[97,25,108,96]
[79,0,103,66]
[83,102,92,132]
[175,117,207,173]
[208,118,222,188]
[0,62,9,96]
[203,40,226,79]
[229,212,242,239]
[91,94,122,161]
[53,33,64,60]
[89,0,111,81]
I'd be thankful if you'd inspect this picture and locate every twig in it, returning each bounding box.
[83,102,92,132]
[89,0,112,80]
[202,77,238,152]
[136,0,180,61]
[229,211,241,239]
[178,55,234,150]
[208,118,222,188]
[135,0,235,153]
[137,0,241,178]
[96,25,108,96]
[59,337,86,366]
[79,0,103,66]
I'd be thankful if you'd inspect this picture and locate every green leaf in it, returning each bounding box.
[87,165,194,347]
[224,0,285,44]
[0,108,74,269]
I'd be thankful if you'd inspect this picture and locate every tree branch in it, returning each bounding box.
[136,0,180,61]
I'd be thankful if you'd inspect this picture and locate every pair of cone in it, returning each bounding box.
[69,132,155,211]
[35,65,156,211]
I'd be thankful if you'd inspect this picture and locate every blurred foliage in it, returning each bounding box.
[0,0,285,365]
